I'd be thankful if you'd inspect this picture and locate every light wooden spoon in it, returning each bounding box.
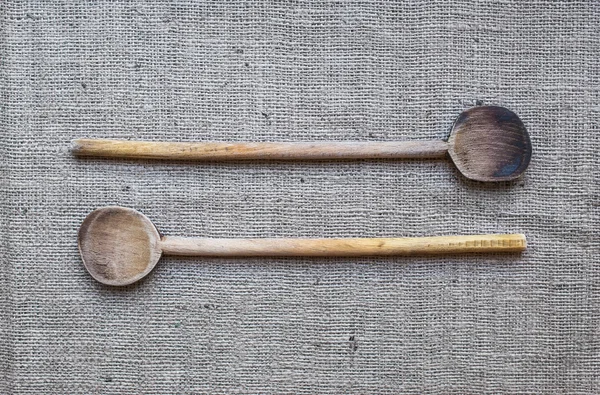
[72,106,531,182]
[78,206,527,286]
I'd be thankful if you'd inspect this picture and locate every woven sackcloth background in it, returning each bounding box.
[1,1,599,394]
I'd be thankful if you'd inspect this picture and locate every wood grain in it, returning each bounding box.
[160,234,526,256]
[71,139,449,160]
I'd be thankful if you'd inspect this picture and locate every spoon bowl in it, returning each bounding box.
[78,206,162,286]
[448,106,531,182]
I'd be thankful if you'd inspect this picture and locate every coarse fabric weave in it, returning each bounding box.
[1,1,599,394]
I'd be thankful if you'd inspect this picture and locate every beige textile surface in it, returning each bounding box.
[1,1,599,393]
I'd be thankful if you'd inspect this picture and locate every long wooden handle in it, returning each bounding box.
[71,139,449,160]
[159,234,526,257]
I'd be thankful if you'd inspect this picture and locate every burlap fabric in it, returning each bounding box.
[1,1,598,393]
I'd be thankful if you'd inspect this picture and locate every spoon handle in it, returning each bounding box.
[71,139,448,160]
[160,234,526,257]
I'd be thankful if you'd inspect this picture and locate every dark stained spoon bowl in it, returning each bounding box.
[447,106,531,182]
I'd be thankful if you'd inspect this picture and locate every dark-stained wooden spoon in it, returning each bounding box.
[72,106,531,182]
[78,206,527,286]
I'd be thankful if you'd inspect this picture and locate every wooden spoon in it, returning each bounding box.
[78,206,527,286]
[72,106,531,182]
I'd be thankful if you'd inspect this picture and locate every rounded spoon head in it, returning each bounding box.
[78,206,162,286]
[448,106,531,182]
